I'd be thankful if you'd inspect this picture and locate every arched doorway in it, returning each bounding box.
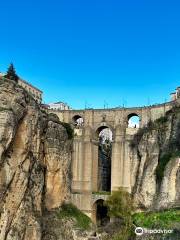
[93,199,110,226]
[128,113,140,128]
[72,115,84,127]
[96,126,112,192]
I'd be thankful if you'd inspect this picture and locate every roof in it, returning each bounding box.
[55,101,65,104]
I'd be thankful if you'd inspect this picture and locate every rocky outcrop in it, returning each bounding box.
[0,78,72,240]
[130,106,180,210]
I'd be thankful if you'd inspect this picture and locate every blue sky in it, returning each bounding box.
[0,0,180,109]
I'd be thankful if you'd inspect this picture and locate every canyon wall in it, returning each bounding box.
[130,106,180,210]
[0,78,179,240]
[0,79,72,240]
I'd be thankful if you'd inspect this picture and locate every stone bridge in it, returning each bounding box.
[49,101,175,221]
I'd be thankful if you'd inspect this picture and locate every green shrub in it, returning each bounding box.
[133,209,180,229]
[57,203,92,230]
[104,188,135,240]
[105,188,134,221]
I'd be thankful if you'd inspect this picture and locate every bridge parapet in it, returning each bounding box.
[48,100,174,129]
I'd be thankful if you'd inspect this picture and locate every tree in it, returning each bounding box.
[4,63,19,82]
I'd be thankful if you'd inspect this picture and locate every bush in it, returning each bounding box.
[105,188,134,221]
[133,209,180,229]
[104,188,135,240]
[57,203,92,230]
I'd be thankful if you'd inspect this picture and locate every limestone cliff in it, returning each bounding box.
[130,105,180,210]
[0,78,72,240]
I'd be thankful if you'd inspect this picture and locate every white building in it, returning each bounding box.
[170,87,180,101]
[48,102,71,110]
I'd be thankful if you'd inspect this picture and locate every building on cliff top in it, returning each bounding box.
[18,78,43,103]
[48,101,71,110]
[0,72,43,103]
[170,87,180,101]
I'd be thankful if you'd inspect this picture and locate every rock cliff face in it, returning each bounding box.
[0,79,72,240]
[130,106,180,210]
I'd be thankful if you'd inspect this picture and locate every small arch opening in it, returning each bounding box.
[72,115,84,127]
[96,126,112,192]
[93,199,109,226]
[128,114,140,128]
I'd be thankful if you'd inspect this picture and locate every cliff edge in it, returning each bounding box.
[0,78,72,239]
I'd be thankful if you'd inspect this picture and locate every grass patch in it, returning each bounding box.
[133,209,180,229]
[57,203,92,230]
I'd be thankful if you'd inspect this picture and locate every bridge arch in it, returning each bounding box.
[72,114,84,126]
[94,123,114,140]
[93,125,113,192]
[92,199,110,226]
[127,112,141,128]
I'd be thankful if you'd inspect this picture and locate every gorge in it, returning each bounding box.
[0,77,179,240]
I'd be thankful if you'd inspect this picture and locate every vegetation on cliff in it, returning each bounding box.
[57,203,92,230]
[133,209,180,240]
[102,188,135,240]
[131,105,180,183]
[4,63,19,82]
[133,209,180,229]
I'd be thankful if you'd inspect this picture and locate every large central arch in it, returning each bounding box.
[92,125,113,193]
